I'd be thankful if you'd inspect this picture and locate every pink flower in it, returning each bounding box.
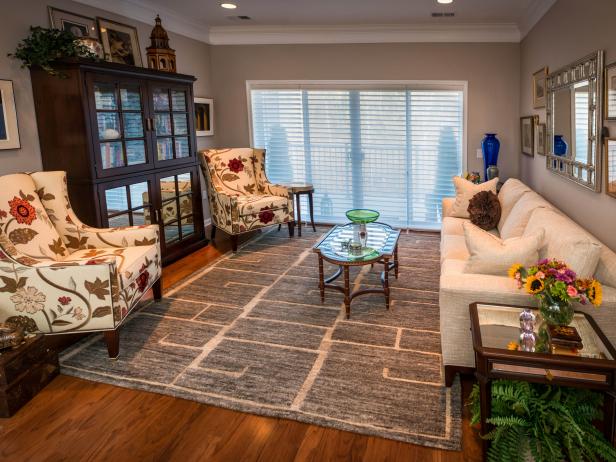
[567,285,578,297]
[536,271,545,279]
[579,295,587,305]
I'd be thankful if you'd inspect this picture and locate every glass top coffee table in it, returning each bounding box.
[312,222,400,318]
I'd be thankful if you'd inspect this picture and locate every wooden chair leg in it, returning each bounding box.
[231,234,238,252]
[152,278,163,301]
[288,221,295,237]
[308,192,316,232]
[104,329,120,359]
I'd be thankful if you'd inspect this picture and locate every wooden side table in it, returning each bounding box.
[469,303,616,460]
[279,183,316,237]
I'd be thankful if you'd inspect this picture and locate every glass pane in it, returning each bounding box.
[123,113,144,138]
[177,173,192,193]
[94,83,117,110]
[171,91,187,111]
[105,186,128,214]
[153,89,170,111]
[157,138,174,161]
[97,113,121,140]
[162,199,178,224]
[181,218,195,237]
[130,182,150,208]
[175,137,190,158]
[132,209,151,226]
[179,194,193,218]
[164,224,180,244]
[109,213,130,228]
[120,87,142,110]
[155,113,172,136]
[173,113,188,135]
[126,140,146,165]
[100,141,124,169]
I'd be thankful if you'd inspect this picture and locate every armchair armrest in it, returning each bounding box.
[261,182,291,198]
[442,197,455,219]
[69,224,160,249]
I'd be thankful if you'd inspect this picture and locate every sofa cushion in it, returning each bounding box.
[497,178,532,232]
[499,191,551,240]
[440,234,470,263]
[524,208,602,278]
[596,249,616,289]
[462,222,543,276]
[450,176,499,219]
[0,173,68,261]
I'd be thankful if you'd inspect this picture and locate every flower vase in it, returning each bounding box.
[481,133,500,182]
[539,298,574,326]
[553,135,568,156]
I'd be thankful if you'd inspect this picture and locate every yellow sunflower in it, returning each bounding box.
[525,275,544,295]
[508,263,523,279]
[588,280,603,307]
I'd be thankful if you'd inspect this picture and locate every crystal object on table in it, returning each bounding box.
[519,309,536,331]
[519,308,537,352]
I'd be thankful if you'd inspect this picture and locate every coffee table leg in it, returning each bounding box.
[295,193,302,237]
[308,191,316,232]
[394,245,399,279]
[344,266,351,319]
[477,373,492,461]
[383,258,390,310]
[318,256,325,303]
[604,390,616,445]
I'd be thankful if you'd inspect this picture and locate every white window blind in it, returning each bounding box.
[249,83,464,229]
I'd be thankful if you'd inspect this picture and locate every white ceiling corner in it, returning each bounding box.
[73,0,210,43]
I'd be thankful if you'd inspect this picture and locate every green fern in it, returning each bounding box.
[467,380,616,461]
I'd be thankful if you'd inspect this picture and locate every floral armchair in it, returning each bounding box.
[0,171,162,358]
[199,148,295,251]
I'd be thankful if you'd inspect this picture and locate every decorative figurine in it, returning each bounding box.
[146,15,176,72]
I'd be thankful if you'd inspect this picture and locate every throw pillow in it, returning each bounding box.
[450,176,499,219]
[462,221,544,276]
[468,191,501,230]
[499,191,551,240]
[497,178,532,232]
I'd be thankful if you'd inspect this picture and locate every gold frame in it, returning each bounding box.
[536,122,546,156]
[0,80,21,150]
[606,61,616,121]
[606,137,616,198]
[532,67,548,109]
[48,6,99,40]
[520,116,535,157]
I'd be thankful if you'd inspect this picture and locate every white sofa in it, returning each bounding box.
[440,178,616,386]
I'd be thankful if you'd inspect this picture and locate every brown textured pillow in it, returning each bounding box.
[468,191,501,230]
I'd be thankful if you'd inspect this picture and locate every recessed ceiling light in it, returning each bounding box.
[437,0,453,4]
[220,2,237,9]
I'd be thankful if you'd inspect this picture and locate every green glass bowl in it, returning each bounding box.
[345,209,380,223]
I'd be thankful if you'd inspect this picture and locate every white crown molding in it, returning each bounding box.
[73,0,209,43]
[208,23,521,45]
[519,0,557,39]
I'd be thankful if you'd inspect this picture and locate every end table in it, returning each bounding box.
[278,183,316,237]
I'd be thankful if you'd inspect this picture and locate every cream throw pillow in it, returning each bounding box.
[499,191,551,240]
[463,221,544,276]
[450,177,499,218]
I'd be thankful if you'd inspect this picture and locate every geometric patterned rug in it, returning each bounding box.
[60,227,461,450]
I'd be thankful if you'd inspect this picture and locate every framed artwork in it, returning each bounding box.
[536,122,546,156]
[195,97,214,136]
[606,62,616,120]
[97,18,142,66]
[48,7,99,39]
[520,116,535,157]
[606,138,616,198]
[533,67,548,109]
[0,80,21,150]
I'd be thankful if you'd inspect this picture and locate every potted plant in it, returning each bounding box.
[508,259,602,326]
[8,26,97,77]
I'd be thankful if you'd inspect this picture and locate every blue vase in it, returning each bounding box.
[554,135,567,156]
[481,133,500,181]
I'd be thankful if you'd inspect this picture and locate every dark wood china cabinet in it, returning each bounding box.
[30,59,207,264]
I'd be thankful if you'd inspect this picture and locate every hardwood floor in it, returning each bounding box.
[0,227,482,462]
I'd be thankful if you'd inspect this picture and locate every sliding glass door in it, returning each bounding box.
[250,83,464,229]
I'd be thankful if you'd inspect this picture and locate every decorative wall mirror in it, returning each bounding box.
[546,50,603,191]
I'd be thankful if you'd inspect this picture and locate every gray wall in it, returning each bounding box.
[210,42,521,180]
[0,0,217,176]
[520,0,616,250]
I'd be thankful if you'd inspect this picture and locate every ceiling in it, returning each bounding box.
[75,0,557,44]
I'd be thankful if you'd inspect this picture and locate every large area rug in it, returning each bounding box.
[60,227,461,450]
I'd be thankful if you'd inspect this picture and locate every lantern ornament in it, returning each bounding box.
[146,15,176,72]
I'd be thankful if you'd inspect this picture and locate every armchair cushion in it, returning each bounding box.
[0,174,68,261]
[237,194,290,217]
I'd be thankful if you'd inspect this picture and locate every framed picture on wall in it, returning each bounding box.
[48,7,99,39]
[520,116,535,157]
[97,18,142,66]
[532,67,548,109]
[606,62,616,120]
[606,138,616,198]
[536,122,546,156]
[194,97,214,136]
[0,80,21,150]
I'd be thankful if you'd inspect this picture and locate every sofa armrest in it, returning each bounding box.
[442,197,455,219]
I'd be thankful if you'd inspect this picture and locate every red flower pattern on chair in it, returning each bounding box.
[258,207,275,224]
[8,197,37,225]
[227,157,244,173]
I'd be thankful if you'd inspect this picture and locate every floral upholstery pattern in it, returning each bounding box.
[0,171,161,335]
[199,148,294,235]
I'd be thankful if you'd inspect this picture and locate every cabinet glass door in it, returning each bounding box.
[151,85,194,165]
[90,76,151,176]
[100,179,155,228]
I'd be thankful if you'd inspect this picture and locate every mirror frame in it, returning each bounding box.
[545,50,604,192]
